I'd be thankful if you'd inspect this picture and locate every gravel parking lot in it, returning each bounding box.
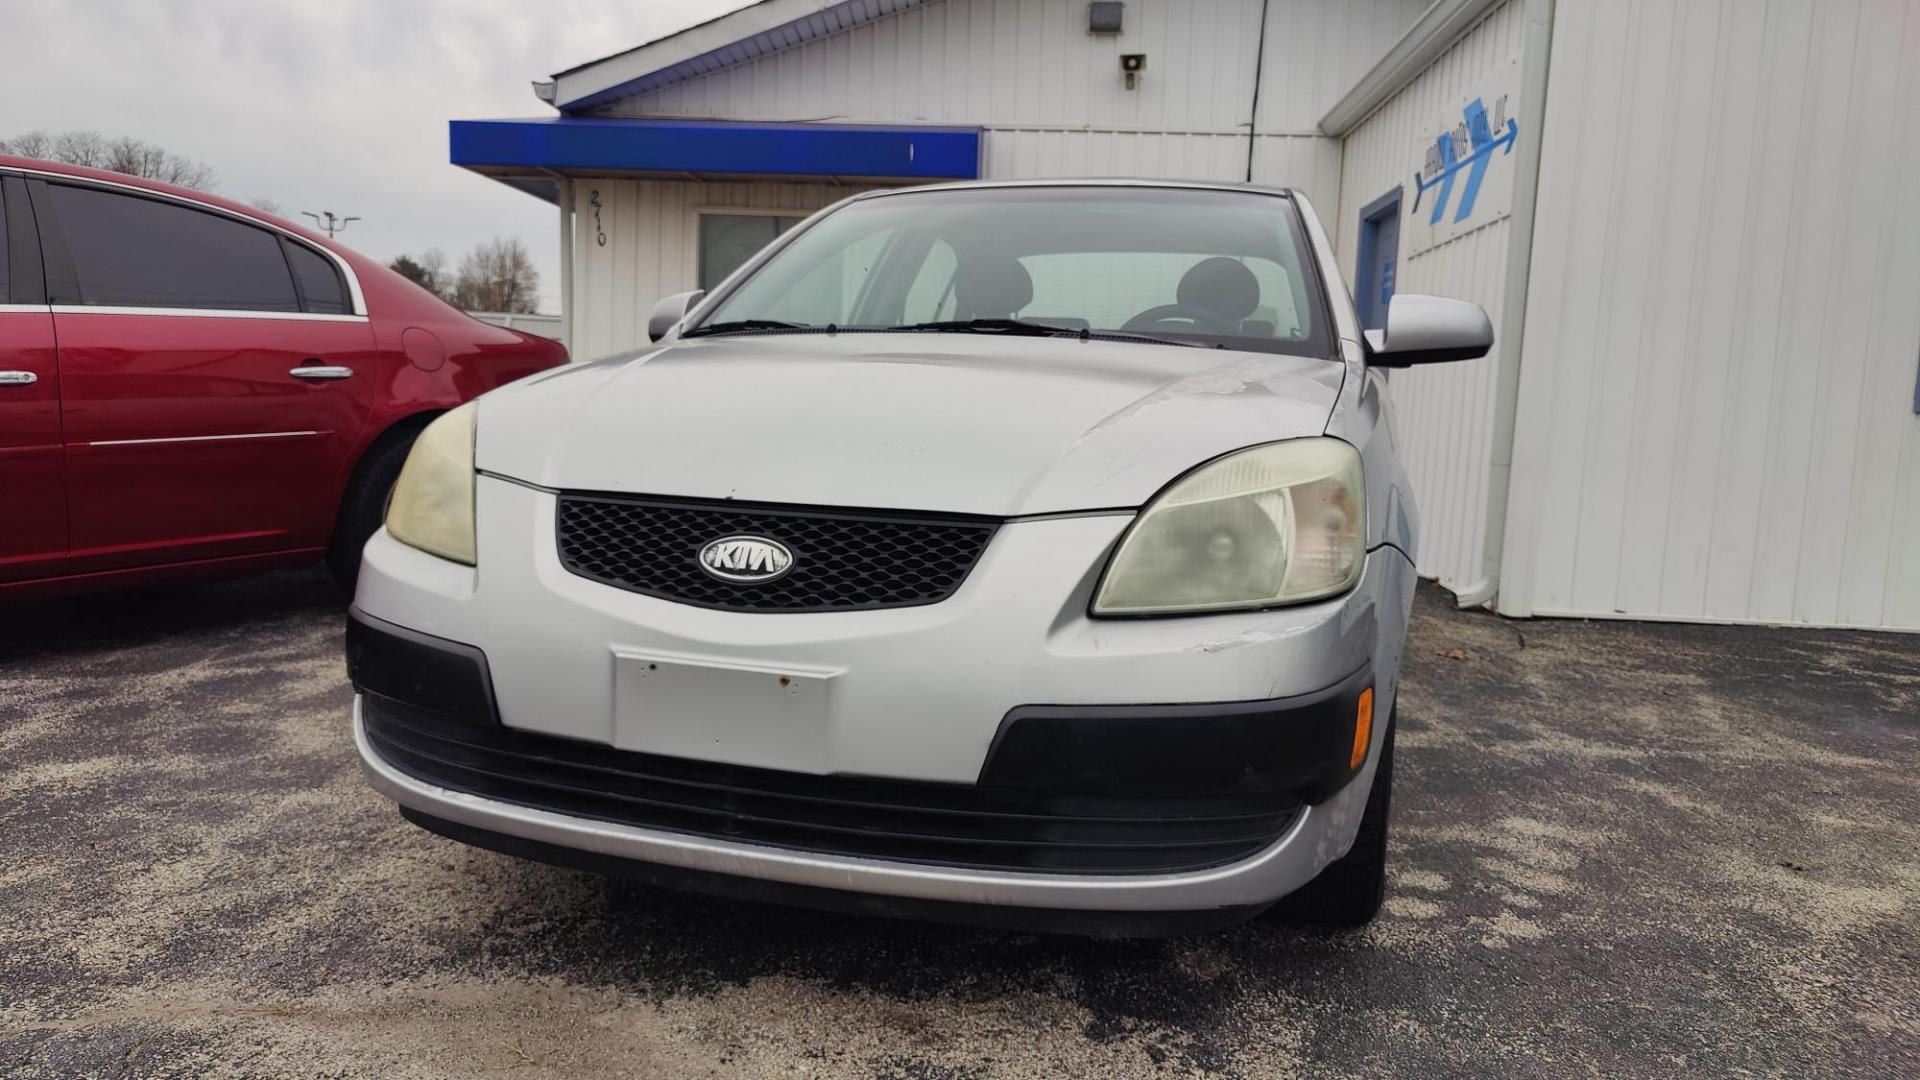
[2,570,1916,1078]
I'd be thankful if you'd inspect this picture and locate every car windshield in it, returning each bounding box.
[690,186,1333,358]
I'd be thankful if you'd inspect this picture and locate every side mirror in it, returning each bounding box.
[1365,294,1493,367]
[647,290,706,343]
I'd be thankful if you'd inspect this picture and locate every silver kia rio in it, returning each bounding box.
[346,180,1490,935]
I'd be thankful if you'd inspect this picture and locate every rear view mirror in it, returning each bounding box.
[1365,294,1493,367]
[647,290,706,343]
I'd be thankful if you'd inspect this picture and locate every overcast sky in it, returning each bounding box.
[0,0,754,312]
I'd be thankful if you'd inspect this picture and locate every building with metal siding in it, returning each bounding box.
[1330,0,1534,604]
[459,0,1920,631]
[1498,0,1920,632]
[453,0,1427,356]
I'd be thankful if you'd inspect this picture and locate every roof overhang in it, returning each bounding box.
[1318,0,1509,136]
[550,0,932,113]
[450,117,983,203]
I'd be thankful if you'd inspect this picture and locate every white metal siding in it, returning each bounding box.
[1333,0,1529,593]
[564,0,1427,359]
[980,129,1344,197]
[1501,0,1920,630]
[598,0,1424,199]
[557,0,933,107]
[567,179,881,363]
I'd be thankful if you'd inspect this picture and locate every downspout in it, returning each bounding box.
[556,176,575,359]
[1245,0,1271,182]
[1453,0,1555,610]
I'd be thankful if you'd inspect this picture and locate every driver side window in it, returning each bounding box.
[900,238,958,323]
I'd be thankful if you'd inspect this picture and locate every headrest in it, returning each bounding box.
[1176,257,1261,322]
[953,258,1033,318]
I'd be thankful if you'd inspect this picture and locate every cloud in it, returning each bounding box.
[2,0,754,312]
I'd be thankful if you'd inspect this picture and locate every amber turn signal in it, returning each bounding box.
[1350,687,1375,769]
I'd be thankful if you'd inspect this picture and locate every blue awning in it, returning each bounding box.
[450,117,981,199]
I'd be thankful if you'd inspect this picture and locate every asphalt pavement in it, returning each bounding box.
[2,569,1916,1078]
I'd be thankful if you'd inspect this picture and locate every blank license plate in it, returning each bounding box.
[611,647,841,773]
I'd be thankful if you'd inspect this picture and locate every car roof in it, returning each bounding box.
[845,178,1306,204]
[0,153,355,259]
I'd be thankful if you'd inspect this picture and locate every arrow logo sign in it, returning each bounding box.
[1413,96,1519,225]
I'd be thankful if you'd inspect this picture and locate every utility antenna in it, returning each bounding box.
[301,211,361,239]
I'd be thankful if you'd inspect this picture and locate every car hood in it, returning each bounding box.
[476,334,1344,517]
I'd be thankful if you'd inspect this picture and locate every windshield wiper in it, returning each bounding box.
[891,318,1208,349]
[891,317,1067,337]
[683,319,825,337]
[689,317,1210,349]
[1081,328,1215,349]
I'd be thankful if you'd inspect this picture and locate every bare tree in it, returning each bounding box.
[0,129,216,189]
[250,198,283,216]
[51,131,108,167]
[452,237,541,314]
[1,131,53,159]
[418,248,449,292]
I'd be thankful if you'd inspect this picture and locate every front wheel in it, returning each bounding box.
[326,430,419,594]
[1271,710,1394,927]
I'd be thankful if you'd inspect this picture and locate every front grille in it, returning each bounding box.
[555,493,998,612]
[364,697,1301,875]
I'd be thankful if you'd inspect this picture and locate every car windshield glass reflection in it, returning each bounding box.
[691,187,1332,358]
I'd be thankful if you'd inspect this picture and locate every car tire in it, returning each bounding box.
[1270,710,1394,927]
[326,425,422,594]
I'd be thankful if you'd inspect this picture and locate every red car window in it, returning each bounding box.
[49,183,300,312]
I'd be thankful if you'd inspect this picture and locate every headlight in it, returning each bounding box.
[1092,437,1365,616]
[385,403,477,565]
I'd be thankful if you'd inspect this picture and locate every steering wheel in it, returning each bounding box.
[1121,303,1234,335]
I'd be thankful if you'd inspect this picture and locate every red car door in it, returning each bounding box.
[0,176,66,582]
[33,178,375,574]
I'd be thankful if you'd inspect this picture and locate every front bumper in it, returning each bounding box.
[350,473,1417,919]
[358,692,1349,925]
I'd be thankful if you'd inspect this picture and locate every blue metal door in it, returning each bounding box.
[1356,188,1402,330]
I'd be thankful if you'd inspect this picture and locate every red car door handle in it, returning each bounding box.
[0,370,39,386]
[289,363,353,380]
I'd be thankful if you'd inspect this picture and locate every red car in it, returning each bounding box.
[0,156,566,598]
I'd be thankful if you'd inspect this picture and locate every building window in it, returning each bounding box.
[698,212,804,291]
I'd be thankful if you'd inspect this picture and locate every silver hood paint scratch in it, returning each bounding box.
[475,334,1343,516]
